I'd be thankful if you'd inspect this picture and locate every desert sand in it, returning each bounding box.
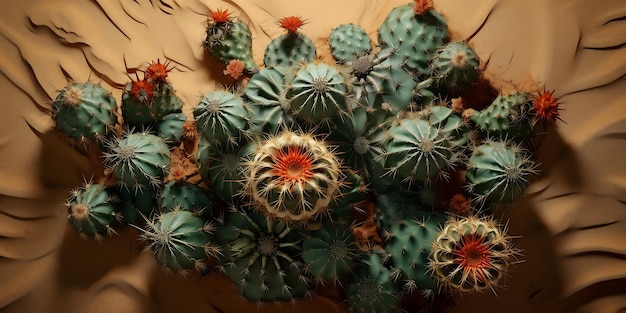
[0,0,625,312]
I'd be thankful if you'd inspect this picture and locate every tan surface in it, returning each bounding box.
[1,0,625,312]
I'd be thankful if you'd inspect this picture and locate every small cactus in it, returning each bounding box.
[66,183,120,239]
[470,92,535,140]
[157,180,214,217]
[430,41,480,92]
[193,90,249,146]
[428,215,521,294]
[121,75,184,127]
[51,81,117,144]
[204,8,258,73]
[139,209,220,275]
[328,23,372,63]
[263,16,316,67]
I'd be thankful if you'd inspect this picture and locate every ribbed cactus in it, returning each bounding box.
[139,209,220,274]
[377,3,447,75]
[121,77,184,127]
[382,213,446,296]
[328,23,372,63]
[264,16,316,67]
[302,218,358,284]
[428,215,521,294]
[465,140,538,204]
[244,67,295,134]
[204,9,258,73]
[469,93,535,140]
[51,81,117,144]
[287,62,350,125]
[156,112,187,145]
[346,251,400,313]
[381,117,454,184]
[216,209,311,302]
[193,91,249,146]
[116,185,156,225]
[157,180,214,217]
[243,131,342,223]
[66,183,120,239]
[103,131,171,191]
[430,41,480,91]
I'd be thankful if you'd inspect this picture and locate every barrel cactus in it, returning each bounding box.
[244,67,295,134]
[66,183,120,239]
[204,8,258,73]
[469,92,535,140]
[263,16,316,67]
[51,81,117,144]
[103,131,171,192]
[346,251,401,313]
[157,180,214,216]
[428,215,521,294]
[465,140,539,204]
[328,23,372,63]
[216,208,311,302]
[243,131,342,223]
[139,209,220,275]
[121,76,184,127]
[430,41,480,91]
[193,90,249,146]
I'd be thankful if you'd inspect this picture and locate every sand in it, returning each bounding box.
[0,0,625,312]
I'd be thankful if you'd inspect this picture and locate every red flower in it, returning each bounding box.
[533,88,562,125]
[209,8,232,24]
[145,59,172,84]
[414,0,434,15]
[130,79,154,103]
[278,16,306,34]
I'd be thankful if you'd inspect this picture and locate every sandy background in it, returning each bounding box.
[1,0,625,312]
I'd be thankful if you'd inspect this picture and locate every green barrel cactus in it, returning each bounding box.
[302,218,358,284]
[263,32,316,68]
[377,3,448,75]
[193,91,249,146]
[140,209,220,274]
[116,185,156,225]
[328,23,372,63]
[428,215,521,294]
[465,140,538,204]
[103,131,171,191]
[216,209,311,302]
[121,78,184,127]
[346,251,400,313]
[470,92,535,140]
[287,62,350,125]
[66,183,120,239]
[431,41,481,91]
[156,111,186,145]
[51,81,117,144]
[381,117,454,184]
[383,213,446,296]
[243,131,342,223]
[244,67,295,134]
[204,11,258,73]
[157,180,214,216]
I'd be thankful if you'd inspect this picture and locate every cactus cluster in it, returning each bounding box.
[52,0,563,311]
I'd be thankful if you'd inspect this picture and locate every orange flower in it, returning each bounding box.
[223,59,245,80]
[145,59,172,84]
[414,0,434,15]
[532,88,562,125]
[209,8,232,24]
[278,16,306,34]
[129,79,154,103]
[271,145,315,187]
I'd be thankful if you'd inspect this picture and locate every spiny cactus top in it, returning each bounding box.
[66,183,120,240]
[428,215,521,294]
[52,81,117,143]
[243,131,342,223]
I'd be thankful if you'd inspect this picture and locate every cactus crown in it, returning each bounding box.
[278,16,306,34]
[209,8,232,24]
[61,85,84,107]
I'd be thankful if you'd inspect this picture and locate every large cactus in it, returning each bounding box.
[193,90,249,146]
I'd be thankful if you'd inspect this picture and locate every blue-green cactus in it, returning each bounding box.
[377,3,448,75]
[156,111,187,145]
[430,41,481,91]
[346,251,401,313]
[470,92,535,140]
[465,140,539,204]
[103,131,171,192]
[158,180,214,217]
[140,209,220,274]
[121,79,184,127]
[263,33,316,68]
[244,67,295,134]
[205,15,258,73]
[216,209,311,302]
[52,81,117,144]
[66,183,120,239]
[328,23,372,63]
[116,184,157,225]
[193,91,249,146]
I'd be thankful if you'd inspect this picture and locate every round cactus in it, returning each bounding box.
[242,131,342,223]
[469,92,535,140]
[103,131,171,191]
[287,62,350,125]
[121,78,184,127]
[377,3,447,75]
[156,112,187,145]
[140,209,220,274]
[346,251,400,313]
[204,9,258,73]
[66,183,120,239]
[465,140,538,204]
[302,218,358,284]
[381,117,454,184]
[216,209,311,302]
[51,81,117,144]
[157,180,214,216]
[244,67,295,134]
[116,185,156,225]
[382,213,446,296]
[264,16,316,68]
[428,215,521,294]
[328,23,372,63]
[430,41,480,91]
[193,91,249,146]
